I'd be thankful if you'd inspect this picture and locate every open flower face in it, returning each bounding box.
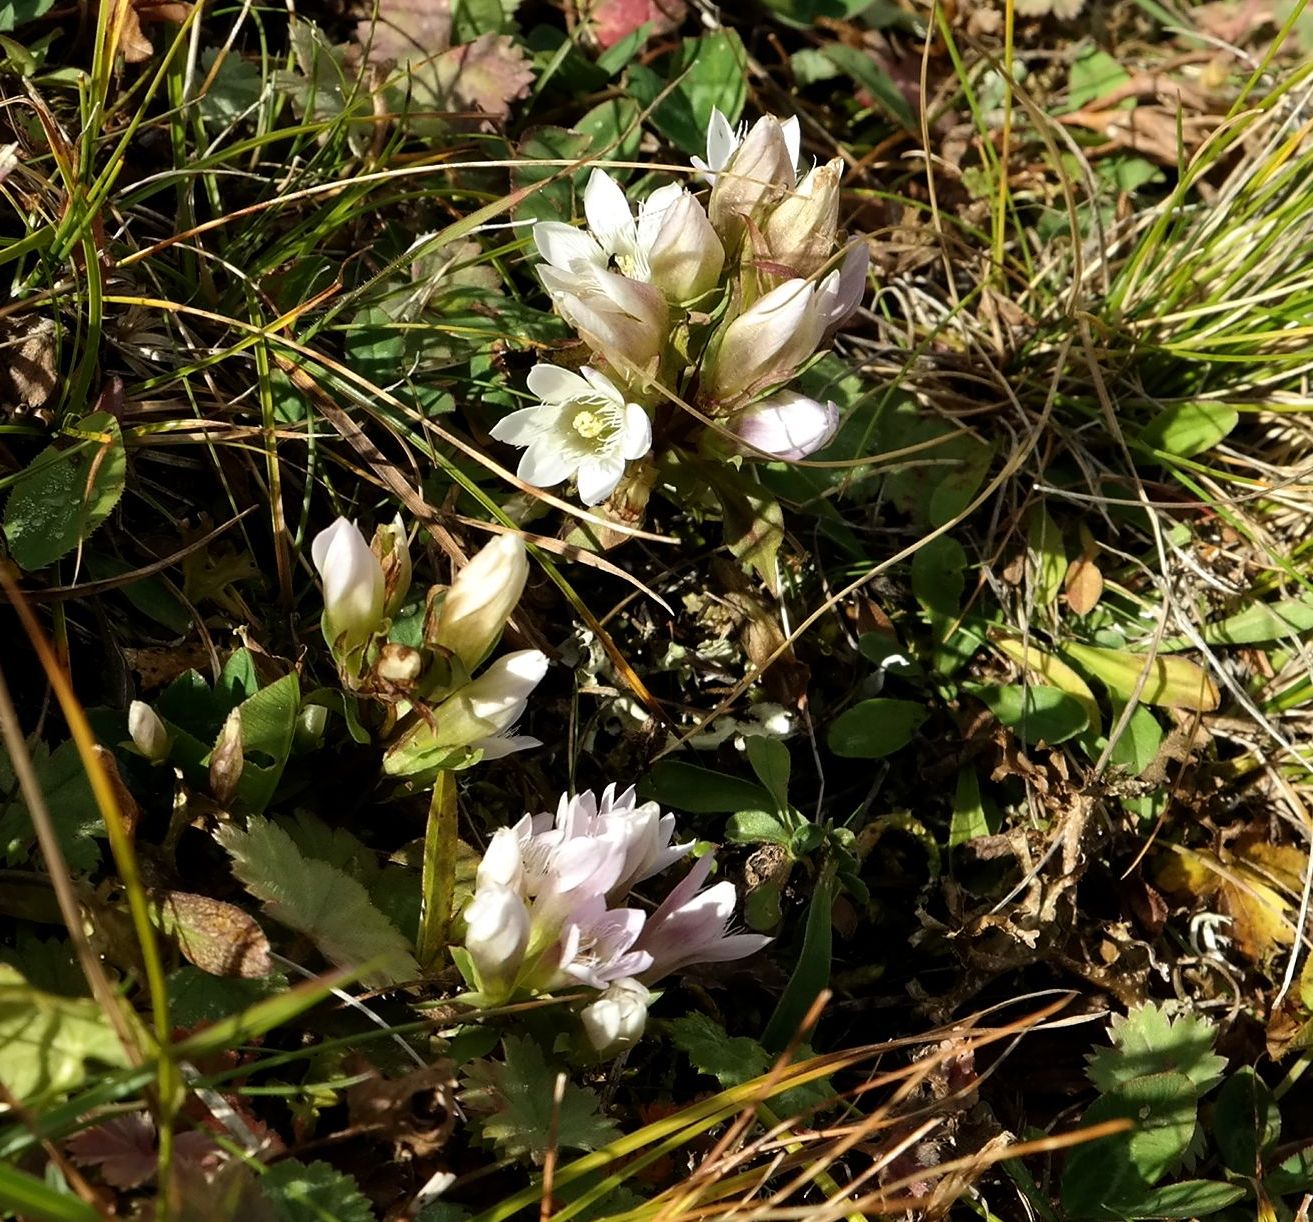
[490,365,652,506]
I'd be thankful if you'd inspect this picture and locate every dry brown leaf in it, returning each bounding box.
[156,890,273,978]
[66,1113,220,1189]
[1063,553,1104,615]
[0,317,57,413]
[346,1060,458,1157]
[356,0,453,63]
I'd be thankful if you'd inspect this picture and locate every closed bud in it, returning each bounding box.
[641,187,725,303]
[708,114,801,243]
[372,515,412,620]
[311,517,386,654]
[704,278,825,405]
[432,534,529,673]
[128,700,170,763]
[295,703,328,750]
[581,978,650,1056]
[463,885,530,999]
[209,709,244,807]
[729,391,840,461]
[762,158,843,277]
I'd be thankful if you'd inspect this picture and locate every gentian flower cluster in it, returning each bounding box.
[492,109,869,507]
[309,518,547,775]
[457,784,771,1054]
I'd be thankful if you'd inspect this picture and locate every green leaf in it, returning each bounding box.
[815,43,915,131]
[1026,505,1066,609]
[1213,1067,1280,1176]
[1061,642,1219,712]
[949,767,997,847]
[967,683,1088,745]
[993,636,1103,736]
[167,966,285,1027]
[462,1036,619,1161]
[1099,1180,1246,1218]
[223,673,302,815]
[0,0,54,34]
[744,737,790,812]
[761,867,835,1052]
[261,1159,373,1222]
[725,809,793,846]
[0,965,132,1103]
[717,474,784,595]
[4,411,126,571]
[511,125,593,227]
[1190,596,1313,648]
[1087,1004,1226,1097]
[668,1013,771,1088]
[624,30,747,155]
[0,739,103,872]
[826,698,928,758]
[1138,402,1238,458]
[1067,46,1133,110]
[911,534,966,618]
[1107,702,1163,777]
[640,762,772,813]
[0,1160,100,1222]
[218,818,418,988]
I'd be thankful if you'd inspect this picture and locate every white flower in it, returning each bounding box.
[698,110,803,241]
[464,885,531,1000]
[729,391,840,461]
[432,649,550,755]
[311,517,386,653]
[704,278,827,404]
[490,365,652,506]
[432,533,529,673]
[128,701,169,762]
[581,978,651,1055]
[581,170,724,302]
[634,853,771,982]
[814,242,869,331]
[534,226,668,374]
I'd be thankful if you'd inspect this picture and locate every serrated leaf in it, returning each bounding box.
[668,1013,771,1087]
[218,818,418,988]
[0,965,132,1103]
[4,411,126,571]
[461,1036,619,1162]
[826,698,928,758]
[261,1159,373,1222]
[1061,642,1219,712]
[1087,1003,1225,1096]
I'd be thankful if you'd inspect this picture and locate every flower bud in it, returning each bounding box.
[537,261,669,378]
[704,278,824,405]
[815,241,869,331]
[581,978,650,1056]
[477,827,525,893]
[729,391,840,461]
[762,157,843,277]
[432,534,529,673]
[642,186,725,302]
[708,115,801,243]
[128,700,170,763]
[463,885,530,999]
[372,515,412,620]
[311,517,386,654]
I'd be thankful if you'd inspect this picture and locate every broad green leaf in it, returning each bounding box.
[1087,1004,1226,1096]
[575,95,643,165]
[262,1160,373,1222]
[1106,701,1163,777]
[1098,1180,1246,1218]
[640,762,772,813]
[1163,596,1313,649]
[815,43,915,130]
[0,739,103,872]
[1067,47,1133,110]
[725,808,793,846]
[1138,402,1238,458]
[761,867,835,1052]
[911,534,966,618]
[967,683,1088,746]
[510,125,593,227]
[745,737,790,812]
[949,768,997,847]
[1025,505,1066,609]
[0,965,132,1103]
[1213,1067,1280,1176]
[4,411,126,571]
[0,1160,100,1222]
[624,30,747,155]
[218,818,418,987]
[0,0,54,34]
[827,698,928,758]
[463,1036,618,1160]
[223,673,301,814]
[1062,642,1219,712]
[994,636,1102,735]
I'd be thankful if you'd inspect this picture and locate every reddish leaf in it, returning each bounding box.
[66,1113,220,1189]
[587,0,687,48]
[430,34,534,125]
[356,0,453,63]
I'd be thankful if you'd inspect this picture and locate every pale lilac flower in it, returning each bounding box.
[432,533,529,673]
[311,517,386,652]
[555,895,652,989]
[729,391,840,461]
[634,853,772,982]
[581,978,651,1055]
[815,242,870,330]
[490,365,651,506]
[698,110,803,240]
[704,278,827,404]
[424,649,549,759]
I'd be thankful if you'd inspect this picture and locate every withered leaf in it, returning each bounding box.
[0,317,57,413]
[155,890,274,978]
[347,1061,457,1157]
[66,1112,220,1189]
[357,0,453,63]
[1064,553,1104,615]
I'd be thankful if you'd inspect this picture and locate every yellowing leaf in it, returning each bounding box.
[1061,641,1219,712]
[994,635,1102,735]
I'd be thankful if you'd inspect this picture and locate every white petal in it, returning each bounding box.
[780,115,802,172]
[576,455,626,506]
[518,442,576,488]
[526,363,591,404]
[473,732,542,760]
[580,366,625,404]
[584,169,637,257]
[533,222,605,271]
[620,403,653,461]
[705,107,739,173]
[490,405,559,446]
[636,183,686,250]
